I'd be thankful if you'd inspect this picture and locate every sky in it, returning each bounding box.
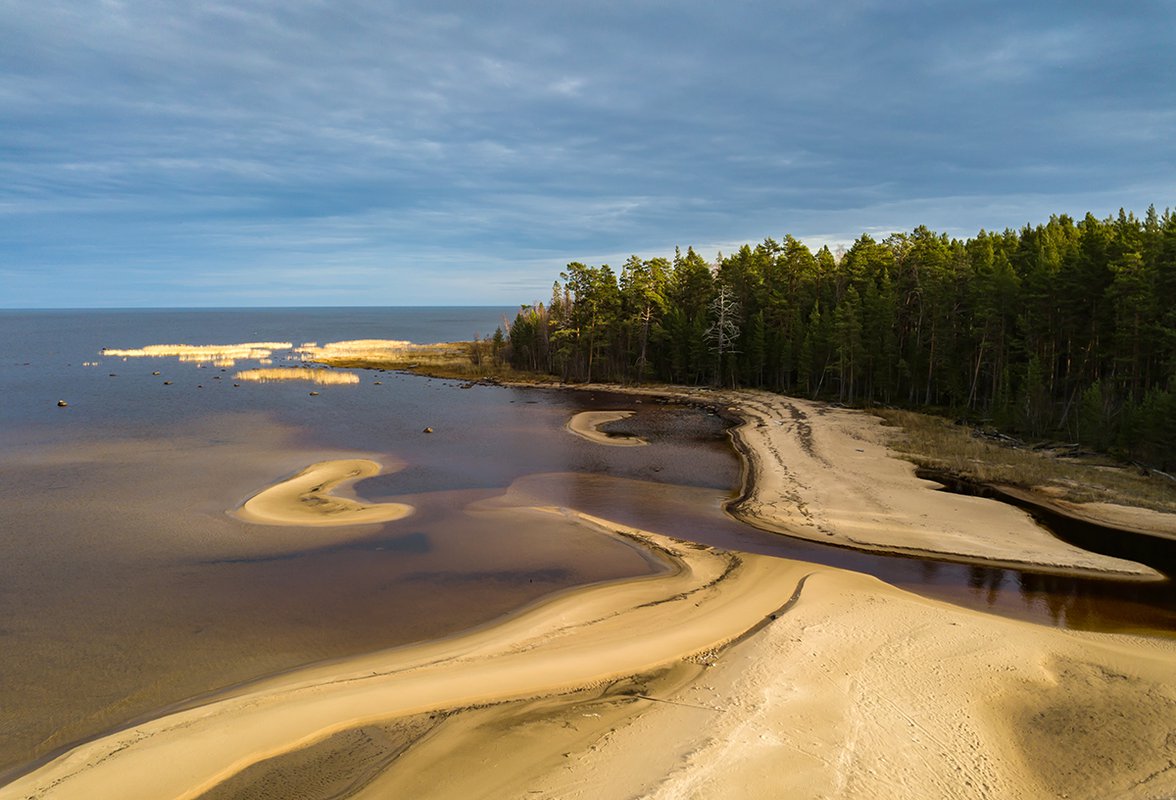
[3,0,1174,308]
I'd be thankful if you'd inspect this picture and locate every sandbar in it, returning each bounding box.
[723,391,1163,579]
[8,388,1176,799]
[566,410,649,446]
[0,508,803,799]
[234,459,413,526]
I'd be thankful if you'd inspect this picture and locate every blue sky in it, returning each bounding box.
[3,0,1174,307]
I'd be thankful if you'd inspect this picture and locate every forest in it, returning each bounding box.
[505,208,1176,468]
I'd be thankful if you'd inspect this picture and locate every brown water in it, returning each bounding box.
[1,309,1173,782]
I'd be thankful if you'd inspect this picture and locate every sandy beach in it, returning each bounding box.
[4,388,1176,799]
[724,391,1164,580]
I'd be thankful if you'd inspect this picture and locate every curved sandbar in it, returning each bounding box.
[234,459,413,526]
[724,392,1163,580]
[545,383,1164,579]
[567,410,649,446]
[0,510,803,800]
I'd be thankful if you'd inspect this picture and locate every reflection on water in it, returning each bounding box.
[503,470,1176,636]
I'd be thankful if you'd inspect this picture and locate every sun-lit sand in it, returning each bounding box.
[724,390,1163,579]
[234,459,412,526]
[0,504,803,799]
[234,367,361,386]
[6,387,1176,800]
[566,410,649,446]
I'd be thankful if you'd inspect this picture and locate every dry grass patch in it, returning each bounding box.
[102,342,292,366]
[302,340,551,383]
[874,408,1176,513]
[235,367,360,385]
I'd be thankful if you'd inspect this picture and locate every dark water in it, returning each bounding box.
[0,308,1173,779]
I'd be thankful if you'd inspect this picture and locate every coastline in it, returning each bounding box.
[545,382,1167,581]
[5,375,1176,798]
[0,508,809,799]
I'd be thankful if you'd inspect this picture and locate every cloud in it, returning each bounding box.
[2,0,1174,306]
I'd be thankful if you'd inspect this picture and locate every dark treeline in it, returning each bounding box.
[506,208,1176,468]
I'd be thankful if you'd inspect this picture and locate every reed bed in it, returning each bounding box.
[102,343,293,362]
[234,367,360,386]
[299,340,496,378]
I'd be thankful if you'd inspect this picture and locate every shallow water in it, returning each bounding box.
[1,308,1173,780]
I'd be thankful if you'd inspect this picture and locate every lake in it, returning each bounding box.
[1,307,1172,781]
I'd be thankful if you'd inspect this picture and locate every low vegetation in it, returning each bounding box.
[304,339,552,383]
[234,367,360,385]
[874,407,1176,513]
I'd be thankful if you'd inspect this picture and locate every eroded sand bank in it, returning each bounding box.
[566,410,649,446]
[234,459,413,526]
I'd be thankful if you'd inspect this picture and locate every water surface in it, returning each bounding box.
[1,308,1172,781]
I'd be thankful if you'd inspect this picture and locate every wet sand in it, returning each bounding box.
[565,410,649,446]
[0,507,804,799]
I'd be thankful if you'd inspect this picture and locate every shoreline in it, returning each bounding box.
[5,373,1176,797]
[537,382,1169,581]
[0,508,809,799]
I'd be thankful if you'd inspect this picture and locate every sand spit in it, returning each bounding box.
[234,459,412,526]
[0,510,806,800]
[234,367,361,385]
[566,410,649,446]
[722,391,1164,580]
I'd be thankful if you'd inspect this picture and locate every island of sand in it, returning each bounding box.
[566,410,649,446]
[234,459,413,526]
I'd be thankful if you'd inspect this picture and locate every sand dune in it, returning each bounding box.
[725,391,1162,579]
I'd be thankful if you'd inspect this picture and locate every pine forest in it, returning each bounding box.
[506,208,1176,468]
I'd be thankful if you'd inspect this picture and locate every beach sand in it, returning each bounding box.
[566,410,649,446]
[234,459,413,526]
[5,389,1176,799]
[723,391,1164,580]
